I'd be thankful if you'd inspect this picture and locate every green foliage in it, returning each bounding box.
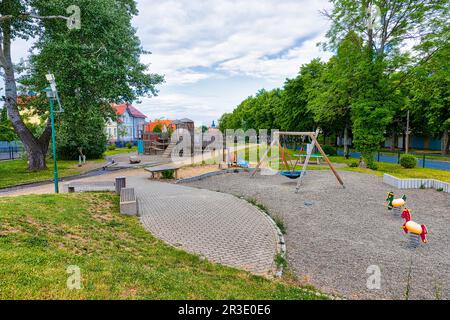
[20,0,164,160]
[322,145,337,156]
[161,170,175,180]
[348,161,359,168]
[107,144,116,151]
[218,89,282,132]
[217,0,450,163]
[368,162,378,171]
[400,154,417,169]
[56,108,108,160]
[0,107,16,142]
[152,124,162,133]
[126,142,134,149]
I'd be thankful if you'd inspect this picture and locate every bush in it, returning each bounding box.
[348,161,358,168]
[321,145,337,156]
[368,162,378,170]
[161,170,175,179]
[400,154,417,169]
[126,142,134,149]
[107,144,116,151]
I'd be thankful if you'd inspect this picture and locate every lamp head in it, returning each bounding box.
[43,86,55,98]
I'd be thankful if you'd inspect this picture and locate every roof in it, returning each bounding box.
[112,103,147,119]
[173,118,194,125]
[145,120,176,132]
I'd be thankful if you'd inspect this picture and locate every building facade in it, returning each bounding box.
[107,103,147,144]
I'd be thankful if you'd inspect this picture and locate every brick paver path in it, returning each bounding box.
[127,175,279,275]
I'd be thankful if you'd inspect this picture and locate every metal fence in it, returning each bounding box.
[337,150,450,171]
[0,141,25,161]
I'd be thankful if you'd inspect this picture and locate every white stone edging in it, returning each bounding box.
[383,174,450,193]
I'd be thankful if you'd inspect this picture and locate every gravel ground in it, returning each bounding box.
[186,170,450,300]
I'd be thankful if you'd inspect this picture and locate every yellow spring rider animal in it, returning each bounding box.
[386,192,406,210]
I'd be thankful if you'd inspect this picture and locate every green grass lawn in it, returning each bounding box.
[0,193,324,300]
[0,158,105,189]
[233,146,450,183]
[0,147,137,189]
[103,146,137,157]
[338,148,450,162]
[328,156,450,183]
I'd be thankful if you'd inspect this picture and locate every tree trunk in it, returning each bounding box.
[442,130,449,155]
[343,125,349,156]
[2,23,50,171]
[390,131,397,151]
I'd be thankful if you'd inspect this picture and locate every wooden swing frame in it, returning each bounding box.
[250,131,345,192]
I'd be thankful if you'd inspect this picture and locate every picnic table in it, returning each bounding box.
[294,153,324,165]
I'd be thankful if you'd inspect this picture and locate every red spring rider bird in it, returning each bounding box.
[401,209,428,243]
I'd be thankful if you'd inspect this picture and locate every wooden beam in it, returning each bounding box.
[275,132,316,137]
[311,134,345,188]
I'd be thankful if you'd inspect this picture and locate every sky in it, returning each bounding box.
[132,0,333,126]
[10,0,333,127]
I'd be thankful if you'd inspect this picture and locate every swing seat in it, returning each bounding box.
[280,171,305,179]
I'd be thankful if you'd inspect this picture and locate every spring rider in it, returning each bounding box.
[401,208,428,248]
[386,192,407,216]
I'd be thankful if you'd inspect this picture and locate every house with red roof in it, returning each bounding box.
[145,119,176,133]
[107,103,147,144]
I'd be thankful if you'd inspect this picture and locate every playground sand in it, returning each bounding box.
[186,170,450,300]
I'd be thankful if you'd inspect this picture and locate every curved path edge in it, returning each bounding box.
[128,175,280,276]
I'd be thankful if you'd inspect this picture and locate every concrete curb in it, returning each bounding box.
[176,168,255,184]
[383,174,450,193]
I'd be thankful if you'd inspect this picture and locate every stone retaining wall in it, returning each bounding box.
[383,174,450,193]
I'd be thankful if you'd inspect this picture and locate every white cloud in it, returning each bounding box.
[135,0,332,85]
[5,1,334,126]
[137,92,232,126]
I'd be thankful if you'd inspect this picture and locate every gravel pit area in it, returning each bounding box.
[185,170,450,300]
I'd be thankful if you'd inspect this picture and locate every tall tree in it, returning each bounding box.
[277,60,321,132]
[309,32,364,155]
[2,0,163,170]
[322,0,448,61]
[408,44,450,154]
[322,0,448,163]
[0,0,73,170]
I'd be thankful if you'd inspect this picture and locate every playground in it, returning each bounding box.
[186,170,450,300]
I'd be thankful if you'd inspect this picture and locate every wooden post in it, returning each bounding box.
[251,131,345,191]
[311,134,345,188]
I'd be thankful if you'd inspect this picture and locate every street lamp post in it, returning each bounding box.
[44,73,60,193]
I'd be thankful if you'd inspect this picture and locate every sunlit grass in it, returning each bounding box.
[0,193,325,300]
[0,158,105,189]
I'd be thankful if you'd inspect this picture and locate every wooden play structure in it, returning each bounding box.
[142,118,195,157]
[251,131,345,192]
[143,132,170,155]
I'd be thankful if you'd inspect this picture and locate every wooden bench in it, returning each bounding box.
[120,188,138,216]
[145,164,182,179]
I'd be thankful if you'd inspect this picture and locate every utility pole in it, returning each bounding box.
[405,110,411,154]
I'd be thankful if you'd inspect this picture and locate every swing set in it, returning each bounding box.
[250,131,345,193]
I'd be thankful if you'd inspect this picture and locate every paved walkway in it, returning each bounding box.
[127,175,279,275]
